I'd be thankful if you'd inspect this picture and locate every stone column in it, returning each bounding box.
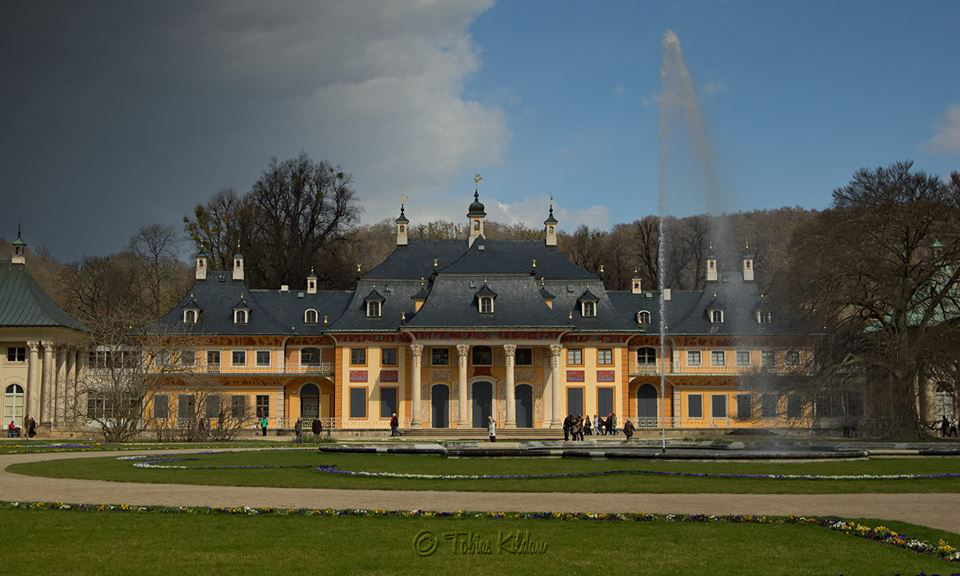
[410,344,423,427]
[549,344,563,428]
[456,344,470,427]
[76,348,88,425]
[41,341,54,426]
[503,344,516,427]
[542,349,553,428]
[53,346,67,428]
[26,341,40,423]
[64,348,76,426]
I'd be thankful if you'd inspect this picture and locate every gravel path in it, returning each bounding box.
[3,449,960,534]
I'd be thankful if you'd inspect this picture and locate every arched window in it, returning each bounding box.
[5,384,24,394]
[234,310,248,324]
[366,301,382,318]
[710,309,724,323]
[637,310,651,325]
[637,347,657,365]
[304,309,319,324]
[183,309,197,324]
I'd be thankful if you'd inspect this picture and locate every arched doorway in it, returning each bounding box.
[637,383,658,427]
[472,381,493,428]
[300,383,320,420]
[515,384,533,428]
[431,384,449,428]
[3,384,24,428]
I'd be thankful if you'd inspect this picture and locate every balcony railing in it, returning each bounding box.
[285,362,334,376]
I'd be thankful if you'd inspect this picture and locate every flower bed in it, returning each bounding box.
[1,500,957,563]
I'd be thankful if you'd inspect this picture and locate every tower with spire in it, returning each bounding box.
[544,198,558,247]
[467,174,486,247]
[395,200,409,247]
[10,224,26,265]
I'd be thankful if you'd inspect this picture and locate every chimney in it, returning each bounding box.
[663,288,672,301]
[10,224,26,266]
[631,268,643,295]
[395,203,409,247]
[306,268,318,294]
[232,246,244,281]
[544,200,558,247]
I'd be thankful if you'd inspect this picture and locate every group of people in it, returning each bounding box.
[940,416,959,438]
[292,417,325,444]
[562,413,635,441]
[6,417,36,438]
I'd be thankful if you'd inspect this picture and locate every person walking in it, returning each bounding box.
[260,415,268,437]
[623,419,635,442]
[311,417,322,442]
[942,416,952,438]
[609,412,618,435]
[584,415,592,436]
[596,414,605,436]
[488,416,497,442]
[390,412,400,437]
[294,418,303,445]
[562,414,573,441]
[26,417,36,438]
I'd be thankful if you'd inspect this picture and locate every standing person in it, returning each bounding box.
[942,416,952,438]
[609,413,618,435]
[311,417,323,442]
[562,414,573,441]
[596,414,605,436]
[488,416,497,442]
[260,415,268,437]
[390,412,400,437]
[27,417,36,438]
[295,418,303,445]
[584,415,592,436]
[623,419,635,442]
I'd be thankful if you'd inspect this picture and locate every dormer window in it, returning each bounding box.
[582,301,597,317]
[304,309,319,324]
[183,309,198,324]
[710,309,724,324]
[757,311,772,324]
[234,309,248,324]
[637,310,651,325]
[479,296,494,314]
[366,301,382,318]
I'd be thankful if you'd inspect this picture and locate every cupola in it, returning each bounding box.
[195,245,208,281]
[395,203,409,246]
[544,201,558,247]
[706,247,718,282]
[306,267,318,294]
[232,244,245,281]
[10,224,26,265]
[631,268,643,294]
[467,174,486,247]
[742,243,754,282]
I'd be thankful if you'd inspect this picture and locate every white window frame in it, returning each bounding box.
[710,309,724,324]
[757,310,772,324]
[183,309,198,324]
[479,296,494,314]
[304,309,319,324]
[582,301,597,317]
[687,350,702,367]
[234,309,248,324]
[256,350,270,367]
[366,301,382,318]
[736,350,751,367]
[711,350,726,367]
[637,310,651,325]
[232,350,246,367]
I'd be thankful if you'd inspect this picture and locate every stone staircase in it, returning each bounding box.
[401,427,561,440]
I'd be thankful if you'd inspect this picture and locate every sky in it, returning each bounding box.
[1,0,958,261]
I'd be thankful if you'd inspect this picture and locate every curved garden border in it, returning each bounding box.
[117,453,960,481]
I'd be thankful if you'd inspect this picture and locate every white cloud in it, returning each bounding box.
[923,104,960,155]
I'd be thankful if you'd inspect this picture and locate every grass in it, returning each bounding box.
[0,507,957,575]
[11,450,960,493]
[0,440,297,455]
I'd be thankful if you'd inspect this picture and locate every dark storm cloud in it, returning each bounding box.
[0,0,504,260]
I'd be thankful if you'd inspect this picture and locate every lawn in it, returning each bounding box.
[0,440,298,455]
[10,449,960,493]
[0,507,957,575]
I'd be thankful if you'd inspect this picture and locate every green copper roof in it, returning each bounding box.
[0,262,85,330]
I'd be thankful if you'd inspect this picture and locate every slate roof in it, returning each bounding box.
[0,262,84,330]
[328,279,421,332]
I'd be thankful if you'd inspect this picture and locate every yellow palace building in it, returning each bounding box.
[150,191,821,434]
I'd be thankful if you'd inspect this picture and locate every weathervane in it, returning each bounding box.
[473,173,483,188]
